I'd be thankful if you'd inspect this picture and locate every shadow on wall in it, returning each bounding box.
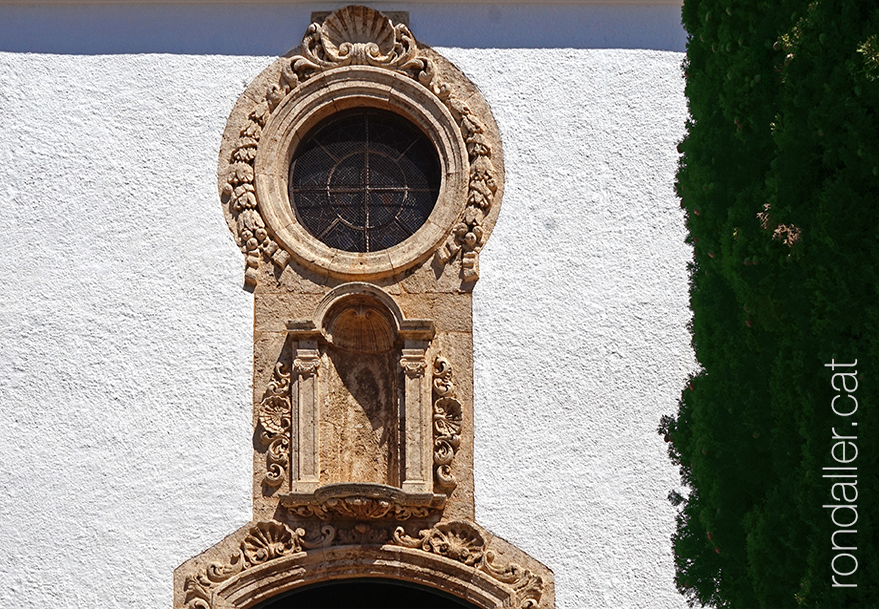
[0,2,685,55]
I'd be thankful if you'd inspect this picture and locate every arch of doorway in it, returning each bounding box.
[253,578,479,608]
[175,519,552,609]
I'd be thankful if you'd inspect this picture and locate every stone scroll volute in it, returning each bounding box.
[178,6,552,609]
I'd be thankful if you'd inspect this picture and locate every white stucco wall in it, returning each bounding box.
[0,3,694,608]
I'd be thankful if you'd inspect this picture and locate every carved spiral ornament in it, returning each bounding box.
[432,356,463,492]
[258,363,292,488]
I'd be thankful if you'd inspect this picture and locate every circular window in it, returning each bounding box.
[289,109,441,253]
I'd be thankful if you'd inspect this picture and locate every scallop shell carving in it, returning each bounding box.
[325,305,396,353]
[242,521,300,565]
[321,5,396,58]
[258,395,290,435]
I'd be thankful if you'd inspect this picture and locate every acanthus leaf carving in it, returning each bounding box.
[258,363,291,487]
[390,521,545,607]
[432,356,462,493]
[182,576,212,609]
[288,497,433,521]
[400,348,427,377]
[482,551,545,609]
[298,525,337,550]
[280,482,445,520]
[336,523,391,545]
[393,520,484,566]
[432,356,454,396]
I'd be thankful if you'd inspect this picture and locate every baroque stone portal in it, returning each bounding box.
[175,6,553,608]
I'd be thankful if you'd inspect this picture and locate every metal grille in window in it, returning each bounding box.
[289,109,442,253]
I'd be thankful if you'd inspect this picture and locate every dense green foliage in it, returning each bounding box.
[664,1,879,606]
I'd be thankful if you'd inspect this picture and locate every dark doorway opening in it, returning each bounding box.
[254,578,479,609]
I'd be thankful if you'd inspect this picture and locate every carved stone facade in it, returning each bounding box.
[176,6,553,607]
[181,519,548,609]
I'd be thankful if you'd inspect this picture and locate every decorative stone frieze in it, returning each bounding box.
[281,482,445,520]
[180,519,548,609]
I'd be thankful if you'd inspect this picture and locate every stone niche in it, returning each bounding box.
[174,6,553,609]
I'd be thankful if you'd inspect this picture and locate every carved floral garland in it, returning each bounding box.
[433,356,463,492]
[183,519,543,609]
[257,363,291,487]
[221,5,497,285]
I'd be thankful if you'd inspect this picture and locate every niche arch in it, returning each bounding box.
[280,282,443,517]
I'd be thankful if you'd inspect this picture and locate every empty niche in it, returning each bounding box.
[321,297,400,487]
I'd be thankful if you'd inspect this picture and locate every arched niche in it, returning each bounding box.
[279,282,446,518]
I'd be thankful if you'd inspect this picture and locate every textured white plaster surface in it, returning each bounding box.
[0,5,694,609]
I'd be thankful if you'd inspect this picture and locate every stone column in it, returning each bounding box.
[399,319,435,495]
[288,321,322,494]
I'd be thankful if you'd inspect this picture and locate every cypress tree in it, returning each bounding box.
[665,1,879,606]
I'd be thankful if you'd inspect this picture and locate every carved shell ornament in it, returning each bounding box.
[184,520,545,609]
[317,6,412,66]
[220,5,502,286]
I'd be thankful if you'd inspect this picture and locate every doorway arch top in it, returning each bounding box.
[177,519,551,609]
[254,577,479,608]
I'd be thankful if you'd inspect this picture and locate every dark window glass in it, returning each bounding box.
[289,109,441,253]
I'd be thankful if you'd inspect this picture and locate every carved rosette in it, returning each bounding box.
[257,363,291,487]
[184,519,544,609]
[432,356,463,493]
[221,5,498,285]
